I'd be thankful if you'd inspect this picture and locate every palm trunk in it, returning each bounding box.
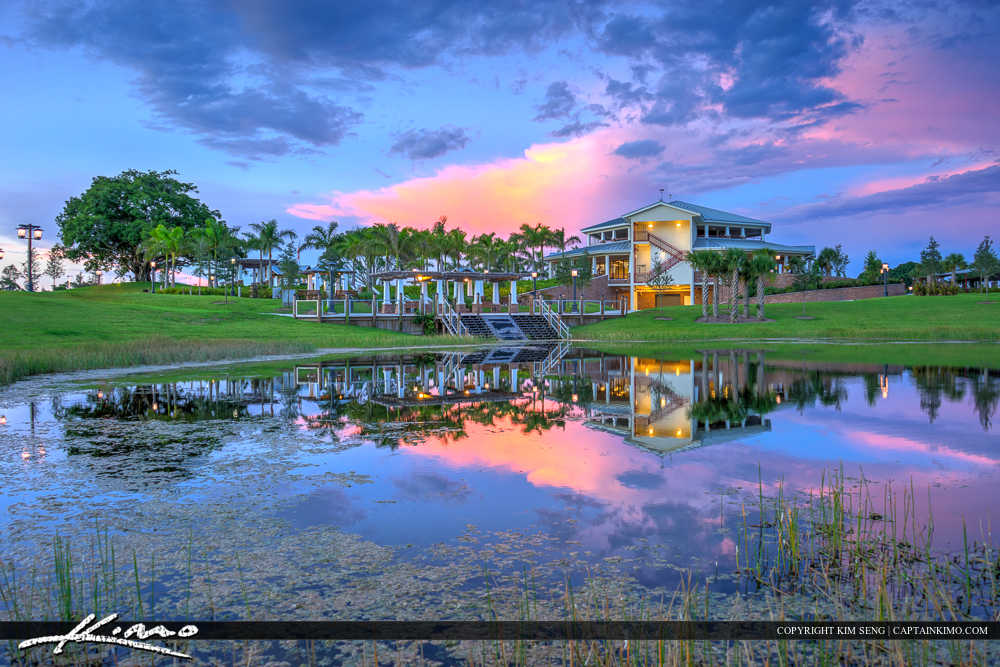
[742,279,750,319]
[700,272,708,318]
[756,275,766,320]
[729,272,739,323]
[712,276,719,318]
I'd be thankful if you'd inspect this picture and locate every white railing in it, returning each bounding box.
[533,341,571,378]
[533,299,571,340]
[293,299,319,318]
[437,300,469,336]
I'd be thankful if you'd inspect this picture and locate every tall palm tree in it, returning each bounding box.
[721,248,746,323]
[815,247,837,277]
[552,228,582,254]
[512,223,552,271]
[686,250,715,318]
[250,219,297,286]
[942,253,966,286]
[749,249,777,320]
[299,221,339,260]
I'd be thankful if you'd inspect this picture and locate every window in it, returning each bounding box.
[595,257,606,275]
[610,256,629,280]
[744,228,762,239]
[614,228,628,240]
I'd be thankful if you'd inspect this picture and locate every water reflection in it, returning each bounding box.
[13,345,995,557]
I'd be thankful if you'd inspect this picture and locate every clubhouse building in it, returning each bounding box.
[542,200,814,311]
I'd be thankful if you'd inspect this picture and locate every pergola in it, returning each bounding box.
[370,269,529,312]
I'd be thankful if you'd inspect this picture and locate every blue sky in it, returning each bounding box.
[1,0,998,276]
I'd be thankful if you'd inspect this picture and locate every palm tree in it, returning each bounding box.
[942,252,966,286]
[749,250,777,320]
[299,221,339,260]
[203,218,235,287]
[250,219,297,286]
[721,248,745,323]
[815,247,838,277]
[686,250,715,318]
[512,223,552,271]
[552,228,581,254]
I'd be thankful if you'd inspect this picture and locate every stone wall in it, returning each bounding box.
[763,283,906,304]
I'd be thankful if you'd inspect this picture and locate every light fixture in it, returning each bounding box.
[152,402,158,411]
[33,229,42,240]
[17,228,27,239]
[882,263,889,272]
[231,257,236,264]
[151,261,157,268]
[775,255,781,260]
[675,222,681,227]
[572,393,578,402]
[0,415,6,425]
[531,271,538,278]
[571,269,578,277]
[676,429,682,436]
[0,249,4,260]
[648,426,654,435]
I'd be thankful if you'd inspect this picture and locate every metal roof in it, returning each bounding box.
[581,200,771,233]
[580,217,628,233]
[693,238,814,254]
[666,200,770,226]
[543,241,631,260]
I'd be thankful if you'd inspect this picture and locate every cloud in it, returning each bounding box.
[286,128,661,236]
[534,81,577,121]
[613,139,664,159]
[21,0,604,158]
[598,2,864,126]
[389,126,469,160]
[782,163,1000,222]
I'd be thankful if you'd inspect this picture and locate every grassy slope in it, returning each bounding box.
[0,284,462,384]
[574,294,1000,343]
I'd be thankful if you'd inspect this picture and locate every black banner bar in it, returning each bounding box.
[2,621,998,641]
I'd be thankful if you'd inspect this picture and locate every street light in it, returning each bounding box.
[227,257,236,304]
[882,262,889,297]
[150,261,156,293]
[95,270,103,285]
[17,224,42,291]
[531,270,538,294]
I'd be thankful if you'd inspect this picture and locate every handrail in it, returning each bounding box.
[533,341,571,378]
[534,298,571,340]
[437,300,469,336]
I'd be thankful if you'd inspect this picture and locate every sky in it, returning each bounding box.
[0,0,998,278]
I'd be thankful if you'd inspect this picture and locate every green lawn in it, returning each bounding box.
[574,294,1000,344]
[0,284,465,384]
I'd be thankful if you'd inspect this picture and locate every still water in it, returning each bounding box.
[1,344,998,660]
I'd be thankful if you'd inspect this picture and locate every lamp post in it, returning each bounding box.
[571,268,579,313]
[95,270,103,285]
[150,261,156,294]
[227,257,236,304]
[531,270,538,294]
[882,263,889,297]
[17,224,42,292]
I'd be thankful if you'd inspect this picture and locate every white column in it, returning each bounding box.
[511,367,519,391]
[437,280,446,305]
[382,279,391,305]
[473,280,483,304]
[492,366,500,389]
[510,279,518,305]
[396,279,404,309]
[492,281,500,305]
[458,280,466,302]
[420,281,428,305]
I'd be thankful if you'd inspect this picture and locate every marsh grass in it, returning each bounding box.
[2,471,997,666]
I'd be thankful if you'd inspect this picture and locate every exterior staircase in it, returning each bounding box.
[458,314,561,340]
[511,315,559,340]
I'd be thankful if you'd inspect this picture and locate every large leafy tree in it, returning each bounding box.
[55,169,219,280]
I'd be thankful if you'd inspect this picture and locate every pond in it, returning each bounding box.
[1,344,998,664]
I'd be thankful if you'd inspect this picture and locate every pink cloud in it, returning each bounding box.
[286,129,692,237]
